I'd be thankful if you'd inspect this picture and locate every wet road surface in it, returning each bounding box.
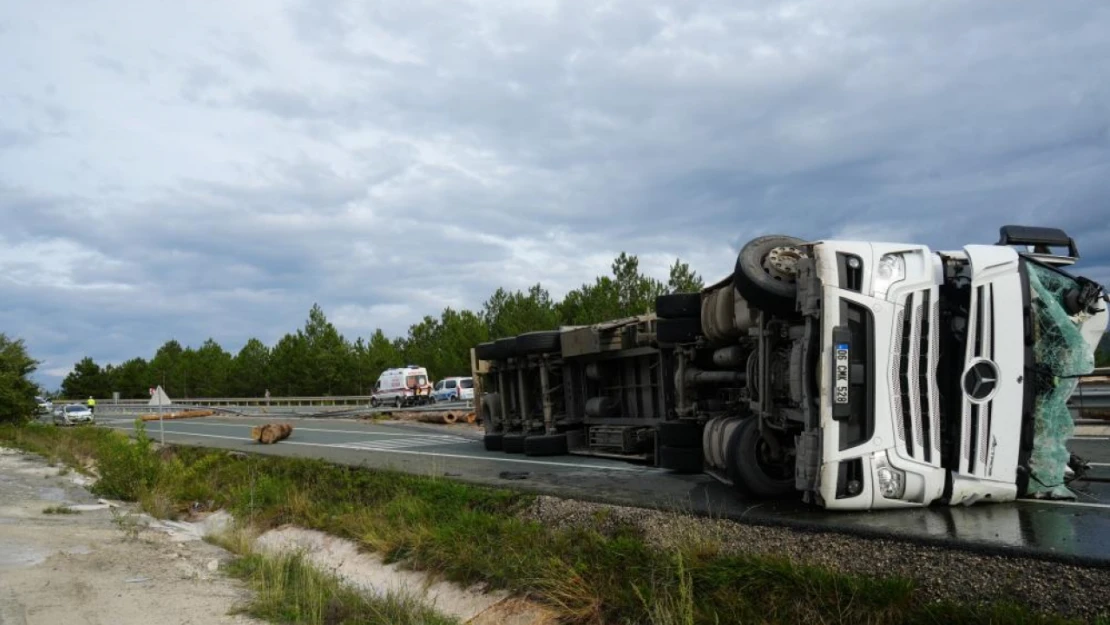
[100,415,1110,567]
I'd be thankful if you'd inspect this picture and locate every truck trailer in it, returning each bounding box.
[471,226,1108,510]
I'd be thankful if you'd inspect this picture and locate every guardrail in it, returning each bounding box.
[1070,386,1110,414]
[53,395,480,408]
[88,399,474,418]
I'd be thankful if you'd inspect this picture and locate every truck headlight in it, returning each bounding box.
[872,452,906,499]
[872,253,906,300]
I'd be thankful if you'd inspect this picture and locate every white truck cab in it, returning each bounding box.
[806,227,1108,510]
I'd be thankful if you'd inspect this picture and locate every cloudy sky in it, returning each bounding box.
[2,1,1109,389]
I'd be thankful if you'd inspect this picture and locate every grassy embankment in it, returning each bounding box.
[0,421,1099,625]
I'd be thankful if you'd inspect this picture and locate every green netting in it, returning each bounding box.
[1025,263,1095,498]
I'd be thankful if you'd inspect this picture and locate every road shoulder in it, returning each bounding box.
[0,447,259,625]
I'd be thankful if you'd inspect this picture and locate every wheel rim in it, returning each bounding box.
[762,246,804,283]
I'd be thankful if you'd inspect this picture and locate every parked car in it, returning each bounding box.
[53,404,94,426]
[35,396,53,415]
[431,377,474,403]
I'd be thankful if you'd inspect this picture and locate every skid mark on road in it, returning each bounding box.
[331,435,476,451]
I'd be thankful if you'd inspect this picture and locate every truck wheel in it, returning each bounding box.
[370,397,380,408]
[516,331,561,355]
[495,337,519,359]
[657,317,700,344]
[655,293,701,318]
[501,433,526,453]
[475,341,497,360]
[657,421,702,448]
[733,235,806,314]
[659,445,704,474]
[483,433,504,451]
[524,433,568,456]
[727,417,795,498]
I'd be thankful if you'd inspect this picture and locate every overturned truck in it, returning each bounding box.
[472,226,1108,510]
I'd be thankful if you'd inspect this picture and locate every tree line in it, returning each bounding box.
[57,253,707,400]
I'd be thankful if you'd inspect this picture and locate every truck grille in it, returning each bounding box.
[960,284,995,477]
[890,287,941,466]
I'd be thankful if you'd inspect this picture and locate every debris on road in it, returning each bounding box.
[139,409,216,422]
[250,423,293,444]
[390,409,476,425]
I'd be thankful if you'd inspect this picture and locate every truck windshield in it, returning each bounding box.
[1024,260,1096,497]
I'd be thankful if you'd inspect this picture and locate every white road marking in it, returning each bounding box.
[101,426,663,473]
[333,435,475,451]
[1088,462,1110,467]
[1073,437,1110,441]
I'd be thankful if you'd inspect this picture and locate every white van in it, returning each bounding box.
[370,365,433,407]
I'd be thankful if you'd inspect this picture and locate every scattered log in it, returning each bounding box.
[139,409,215,422]
[251,423,294,444]
[388,410,478,425]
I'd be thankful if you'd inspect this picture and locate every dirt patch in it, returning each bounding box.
[0,447,259,625]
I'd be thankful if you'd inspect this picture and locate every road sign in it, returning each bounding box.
[148,386,172,406]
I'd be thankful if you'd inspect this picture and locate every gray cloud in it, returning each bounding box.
[1,0,1108,389]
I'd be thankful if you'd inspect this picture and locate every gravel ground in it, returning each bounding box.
[522,495,1110,620]
[0,447,260,625]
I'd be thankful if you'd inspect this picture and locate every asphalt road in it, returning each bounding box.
[98,415,1110,567]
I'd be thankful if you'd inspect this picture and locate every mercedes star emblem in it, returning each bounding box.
[963,359,999,402]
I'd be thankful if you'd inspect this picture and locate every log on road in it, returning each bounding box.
[139,409,215,422]
[251,423,294,444]
[392,410,476,425]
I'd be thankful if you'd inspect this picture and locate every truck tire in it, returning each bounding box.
[657,421,702,448]
[655,293,701,318]
[483,433,504,451]
[733,235,806,315]
[501,433,526,453]
[659,445,704,474]
[657,317,700,344]
[727,417,795,498]
[495,337,519,359]
[475,341,498,361]
[524,433,568,456]
[516,331,561,355]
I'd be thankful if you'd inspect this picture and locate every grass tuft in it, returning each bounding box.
[42,505,79,515]
[226,552,459,625]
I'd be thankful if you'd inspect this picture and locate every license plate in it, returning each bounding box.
[834,343,850,404]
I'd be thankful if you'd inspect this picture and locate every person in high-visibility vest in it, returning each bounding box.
[87,396,96,415]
